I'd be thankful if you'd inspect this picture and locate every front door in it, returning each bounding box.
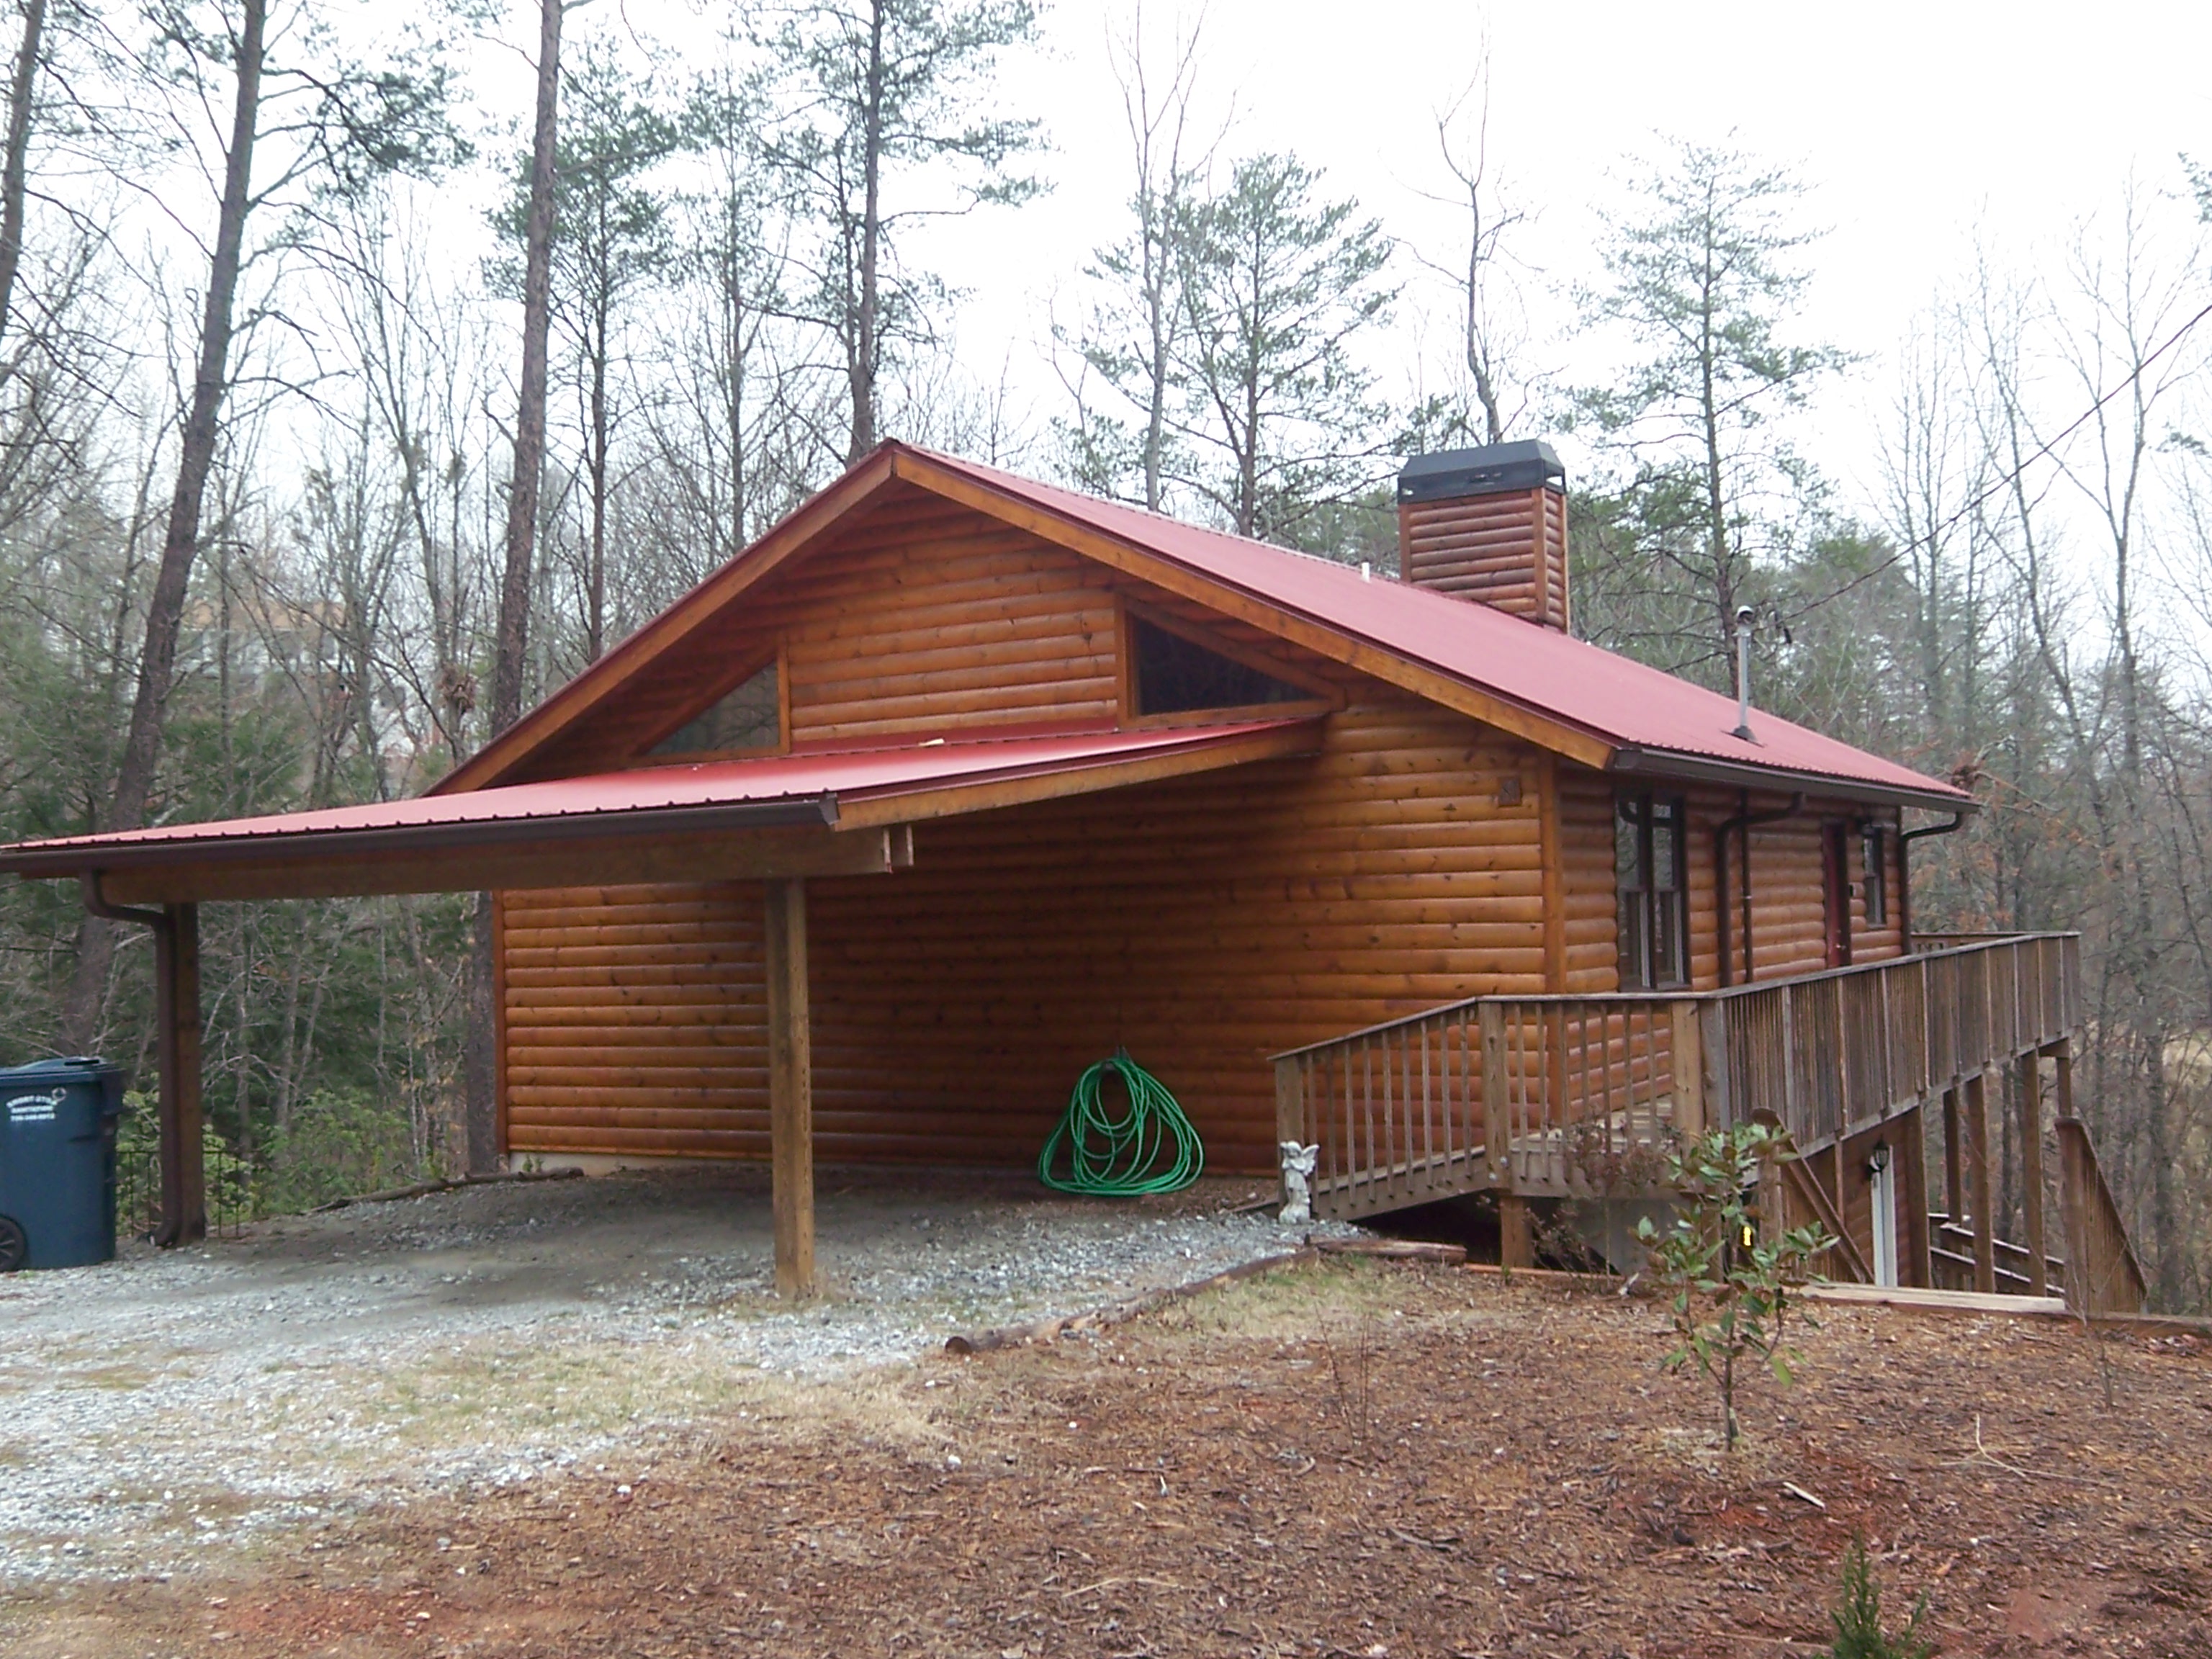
[1821,822,1852,968]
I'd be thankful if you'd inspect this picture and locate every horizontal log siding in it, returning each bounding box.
[775,524,1120,744]
[1555,765,1619,992]
[1396,487,1568,630]
[500,485,1121,777]
[1559,780,1907,995]
[504,686,1551,1173]
[501,884,767,1158]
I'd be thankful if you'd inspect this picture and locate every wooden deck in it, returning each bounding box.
[1274,932,2149,1313]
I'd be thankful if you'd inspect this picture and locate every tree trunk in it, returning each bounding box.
[0,0,45,348]
[588,308,607,660]
[60,0,264,1054]
[493,0,561,738]
[467,0,562,1177]
[847,0,886,462]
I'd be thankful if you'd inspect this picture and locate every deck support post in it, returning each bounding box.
[1940,1084,1963,1226]
[2052,1038,2083,1308]
[764,877,817,1299]
[1901,1101,1933,1287]
[1498,1194,1533,1269]
[156,902,204,1247]
[1964,1069,1995,1295]
[1274,1058,1304,1210]
[2018,1051,2047,1296]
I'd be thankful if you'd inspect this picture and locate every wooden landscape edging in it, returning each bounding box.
[307,1166,585,1214]
[1806,1280,2211,1336]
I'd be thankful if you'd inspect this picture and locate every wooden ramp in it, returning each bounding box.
[1274,935,2152,1315]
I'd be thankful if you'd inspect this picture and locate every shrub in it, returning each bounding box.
[1827,1537,1933,1659]
[1637,1120,1832,1449]
[259,1087,423,1214]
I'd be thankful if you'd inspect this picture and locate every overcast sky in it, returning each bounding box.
[864,0,2212,501]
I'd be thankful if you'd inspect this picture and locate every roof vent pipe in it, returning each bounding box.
[1732,606,1757,742]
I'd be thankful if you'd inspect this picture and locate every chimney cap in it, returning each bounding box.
[1397,439,1565,503]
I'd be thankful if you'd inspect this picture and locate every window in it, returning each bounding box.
[1861,822,1889,927]
[1616,791,1689,990]
[652,661,781,755]
[1130,615,1309,716]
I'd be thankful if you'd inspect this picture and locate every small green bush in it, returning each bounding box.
[1637,1120,1832,1449]
[1827,1537,1933,1659]
[259,1087,423,1214]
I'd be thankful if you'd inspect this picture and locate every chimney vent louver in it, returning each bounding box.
[1395,439,1569,631]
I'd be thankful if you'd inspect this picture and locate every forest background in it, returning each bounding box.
[4,0,2212,1311]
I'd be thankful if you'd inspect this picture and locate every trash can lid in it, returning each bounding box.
[0,1056,115,1082]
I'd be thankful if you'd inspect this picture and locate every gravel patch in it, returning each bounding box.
[0,1164,1353,1583]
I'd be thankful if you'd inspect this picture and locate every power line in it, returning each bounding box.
[1797,294,2212,619]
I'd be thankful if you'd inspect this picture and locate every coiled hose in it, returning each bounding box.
[1037,1050,1204,1195]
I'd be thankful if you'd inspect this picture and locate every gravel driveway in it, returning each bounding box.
[0,1164,1328,1585]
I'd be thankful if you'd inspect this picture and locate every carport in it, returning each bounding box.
[0,720,1317,1294]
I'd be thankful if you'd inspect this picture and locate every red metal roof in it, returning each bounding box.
[0,721,1315,872]
[898,447,1968,807]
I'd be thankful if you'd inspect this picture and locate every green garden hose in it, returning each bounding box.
[1037,1050,1204,1195]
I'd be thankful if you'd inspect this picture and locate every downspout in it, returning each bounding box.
[78,875,188,1247]
[1897,809,1969,956]
[1714,792,1804,988]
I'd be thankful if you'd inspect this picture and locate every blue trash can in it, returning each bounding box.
[0,1057,127,1270]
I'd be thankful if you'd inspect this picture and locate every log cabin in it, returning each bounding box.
[0,439,2147,1310]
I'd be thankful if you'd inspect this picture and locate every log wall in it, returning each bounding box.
[498,495,1917,1177]
[502,510,1561,1174]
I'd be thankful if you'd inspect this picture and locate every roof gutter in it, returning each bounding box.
[1609,745,1976,817]
[0,795,840,881]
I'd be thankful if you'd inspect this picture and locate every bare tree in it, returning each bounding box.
[1424,42,1527,446]
[753,0,1045,462]
[1053,1,1210,511]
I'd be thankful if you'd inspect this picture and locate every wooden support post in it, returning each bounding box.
[1901,1101,1933,1287]
[1965,1069,1995,1295]
[1669,1001,1704,1140]
[1498,1194,1534,1269]
[1479,1003,1508,1180]
[2053,1038,2083,1309]
[2018,1051,2047,1296]
[764,878,816,1299]
[1274,1058,1303,1208]
[156,902,204,1247]
[1941,1084,1963,1224]
[2057,1117,2091,1313]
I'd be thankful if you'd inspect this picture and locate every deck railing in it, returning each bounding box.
[1274,932,2082,1221]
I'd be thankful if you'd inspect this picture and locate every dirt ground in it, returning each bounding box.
[8,1258,2209,1658]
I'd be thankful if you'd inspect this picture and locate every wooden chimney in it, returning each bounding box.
[1395,441,1569,631]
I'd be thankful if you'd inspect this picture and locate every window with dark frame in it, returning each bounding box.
[1616,791,1689,990]
[1130,615,1310,716]
[1861,822,1889,927]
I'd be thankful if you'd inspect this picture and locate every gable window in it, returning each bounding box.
[1617,791,1689,990]
[652,661,781,756]
[1861,822,1889,928]
[1130,615,1309,716]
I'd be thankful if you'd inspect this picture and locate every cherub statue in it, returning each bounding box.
[1278,1141,1320,1225]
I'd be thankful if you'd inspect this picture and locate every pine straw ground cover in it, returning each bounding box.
[9,1259,2211,1658]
